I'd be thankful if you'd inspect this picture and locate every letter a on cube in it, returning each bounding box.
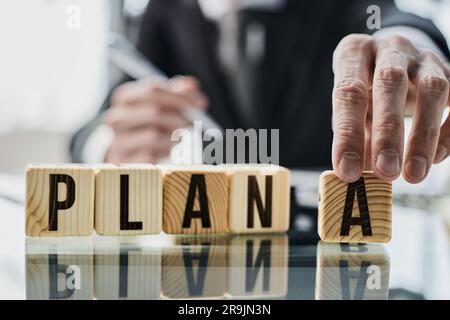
[318,171,392,243]
[162,165,229,234]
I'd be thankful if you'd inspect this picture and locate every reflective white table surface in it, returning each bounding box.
[1,173,449,300]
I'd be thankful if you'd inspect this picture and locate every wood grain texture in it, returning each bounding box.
[162,165,229,234]
[94,244,162,300]
[220,164,290,234]
[315,242,390,300]
[26,254,94,300]
[161,237,227,299]
[95,164,162,235]
[318,171,392,243]
[26,164,95,236]
[227,234,288,299]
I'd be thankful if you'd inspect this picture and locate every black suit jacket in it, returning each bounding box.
[71,0,449,169]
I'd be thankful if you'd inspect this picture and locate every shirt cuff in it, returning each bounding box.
[81,124,114,164]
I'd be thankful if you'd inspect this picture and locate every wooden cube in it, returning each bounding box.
[221,164,290,234]
[95,164,162,235]
[26,164,95,236]
[161,235,227,299]
[315,242,390,300]
[318,171,392,243]
[26,237,94,300]
[162,165,229,234]
[94,237,162,300]
[227,234,288,299]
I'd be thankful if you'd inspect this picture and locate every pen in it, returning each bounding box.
[108,33,224,133]
[0,193,23,205]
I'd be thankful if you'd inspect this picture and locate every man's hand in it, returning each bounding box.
[332,34,450,184]
[103,76,208,163]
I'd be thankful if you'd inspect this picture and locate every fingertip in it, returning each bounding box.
[102,111,114,126]
[403,156,429,184]
[402,171,426,185]
[373,170,399,183]
[195,93,209,110]
[170,75,199,91]
[433,145,448,164]
[373,150,402,181]
[182,76,200,88]
[336,152,363,183]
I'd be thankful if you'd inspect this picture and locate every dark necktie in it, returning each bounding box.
[218,10,266,128]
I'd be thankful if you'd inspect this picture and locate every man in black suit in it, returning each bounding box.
[71,0,450,184]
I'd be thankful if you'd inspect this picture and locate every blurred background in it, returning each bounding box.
[0,0,449,300]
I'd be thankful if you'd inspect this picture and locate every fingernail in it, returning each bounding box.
[434,146,448,164]
[405,156,428,181]
[339,152,361,180]
[376,150,401,177]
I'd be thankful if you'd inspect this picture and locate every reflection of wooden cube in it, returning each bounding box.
[220,164,290,234]
[315,242,390,300]
[26,164,95,236]
[162,166,229,234]
[95,164,162,235]
[227,235,288,299]
[26,238,94,300]
[318,171,392,243]
[161,236,227,299]
[173,235,229,247]
[94,239,162,300]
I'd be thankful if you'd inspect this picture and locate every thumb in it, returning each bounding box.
[169,76,200,92]
[169,76,208,110]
